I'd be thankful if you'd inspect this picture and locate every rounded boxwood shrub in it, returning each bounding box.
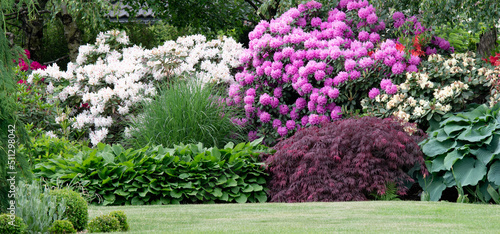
[48,220,76,234]
[0,213,27,234]
[49,188,88,231]
[109,211,129,231]
[266,116,428,202]
[88,215,120,233]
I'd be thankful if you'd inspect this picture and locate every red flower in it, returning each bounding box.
[24,49,31,59]
[30,61,47,70]
[17,79,26,84]
[18,59,29,71]
[396,43,405,52]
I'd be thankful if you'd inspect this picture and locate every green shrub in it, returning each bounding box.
[48,220,76,234]
[419,103,500,202]
[362,52,497,131]
[34,139,271,205]
[49,188,88,231]
[15,181,66,233]
[109,211,129,231]
[88,214,120,233]
[0,213,27,234]
[18,126,86,167]
[127,79,244,149]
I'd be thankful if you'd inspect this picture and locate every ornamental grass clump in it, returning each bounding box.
[266,116,427,202]
[126,78,244,148]
[226,0,450,145]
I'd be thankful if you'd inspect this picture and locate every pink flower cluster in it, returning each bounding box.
[17,49,47,71]
[227,0,422,143]
[380,79,398,95]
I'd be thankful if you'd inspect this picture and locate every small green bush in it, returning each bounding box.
[88,215,120,233]
[127,79,245,149]
[109,211,129,231]
[49,188,88,231]
[0,213,27,234]
[48,220,76,234]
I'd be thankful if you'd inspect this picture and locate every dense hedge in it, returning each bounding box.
[34,139,271,205]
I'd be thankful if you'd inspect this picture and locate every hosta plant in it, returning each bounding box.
[34,139,270,205]
[266,116,427,202]
[419,103,500,202]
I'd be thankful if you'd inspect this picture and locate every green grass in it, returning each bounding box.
[89,201,500,233]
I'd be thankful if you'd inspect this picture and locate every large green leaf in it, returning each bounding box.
[453,158,487,187]
[439,115,469,126]
[419,176,446,201]
[443,123,469,136]
[421,139,456,157]
[429,155,446,173]
[487,185,500,203]
[434,129,450,142]
[456,123,495,142]
[487,161,500,186]
[471,148,496,165]
[443,150,464,170]
[235,194,248,203]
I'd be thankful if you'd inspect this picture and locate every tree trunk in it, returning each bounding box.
[477,27,498,58]
[22,0,49,62]
[57,5,81,62]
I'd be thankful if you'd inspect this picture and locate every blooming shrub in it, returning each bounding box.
[361,52,500,126]
[265,116,427,202]
[16,49,47,71]
[226,0,453,144]
[30,30,244,145]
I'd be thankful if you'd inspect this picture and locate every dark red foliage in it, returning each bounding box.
[266,116,428,202]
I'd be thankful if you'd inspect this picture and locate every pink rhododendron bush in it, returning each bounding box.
[30,30,244,145]
[226,0,498,145]
[227,0,419,144]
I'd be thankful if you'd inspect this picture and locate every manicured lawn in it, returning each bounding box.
[89,201,500,233]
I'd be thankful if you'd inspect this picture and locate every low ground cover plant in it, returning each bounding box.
[109,210,129,232]
[88,214,120,233]
[266,116,427,202]
[34,139,270,205]
[48,220,76,234]
[419,103,500,202]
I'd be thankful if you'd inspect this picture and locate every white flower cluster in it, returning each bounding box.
[30,30,244,146]
[433,81,469,102]
[147,34,243,84]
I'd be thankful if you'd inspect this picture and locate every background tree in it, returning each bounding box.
[371,0,500,57]
[4,0,112,62]
[0,0,34,213]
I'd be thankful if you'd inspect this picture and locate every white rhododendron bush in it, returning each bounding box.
[30,30,244,145]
